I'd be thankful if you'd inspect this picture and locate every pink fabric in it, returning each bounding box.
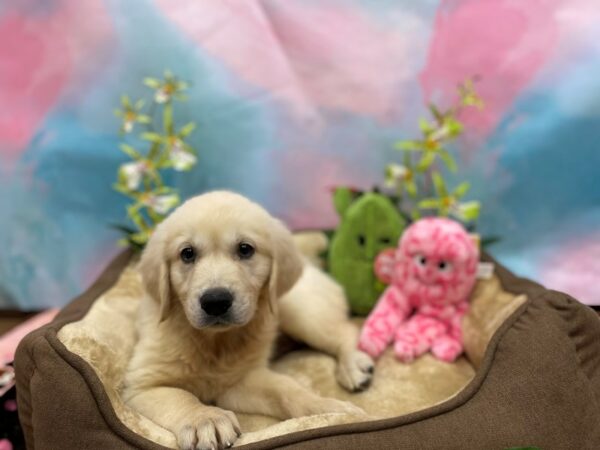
[0,309,59,365]
[358,218,479,363]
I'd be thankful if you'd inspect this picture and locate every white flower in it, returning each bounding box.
[120,161,148,190]
[154,88,170,104]
[123,119,134,133]
[385,164,409,187]
[170,147,197,171]
[145,194,179,215]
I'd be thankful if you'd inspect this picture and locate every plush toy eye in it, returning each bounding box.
[414,254,427,267]
[357,235,366,246]
[180,246,196,264]
[379,237,391,245]
[438,260,452,272]
[237,242,255,259]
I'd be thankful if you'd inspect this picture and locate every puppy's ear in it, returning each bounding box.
[267,219,304,313]
[139,230,173,322]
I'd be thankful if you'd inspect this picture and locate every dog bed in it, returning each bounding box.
[15,248,600,449]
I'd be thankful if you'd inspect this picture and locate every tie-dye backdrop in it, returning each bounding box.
[1,0,599,309]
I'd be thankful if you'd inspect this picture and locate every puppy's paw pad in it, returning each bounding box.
[354,349,375,373]
[336,350,375,392]
[176,407,240,450]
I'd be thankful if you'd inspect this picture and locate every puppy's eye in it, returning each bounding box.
[379,237,391,245]
[237,242,255,260]
[180,246,196,264]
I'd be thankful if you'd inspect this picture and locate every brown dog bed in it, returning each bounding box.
[15,249,600,449]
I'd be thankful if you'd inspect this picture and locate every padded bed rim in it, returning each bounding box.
[16,250,548,449]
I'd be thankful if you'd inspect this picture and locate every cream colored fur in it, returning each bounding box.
[121,191,372,450]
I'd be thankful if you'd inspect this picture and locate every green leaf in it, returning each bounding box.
[130,231,150,245]
[127,211,145,231]
[418,198,441,209]
[458,201,481,221]
[143,77,162,89]
[438,149,458,172]
[155,185,176,194]
[147,207,164,224]
[395,140,423,151]
[109,223,138,234]
[126,202,141,216]
[481,235,501,248]
[410,208,422,220]
[445,117,464,138]
[419,118,433,134]
[405,179,418,197]
[416,151,436,172]
[134,99,145,110]
[137,115,151,124]
[120,95,131,107]
[113,183,131,195]
[453,181,471,198]
[432,172,448,196]
[428,103,444,123]
[459,78,485,109]
[117,237,131,248]
[163,103,173,133]
[173,93,189,102]
[179,122,196,137]
[141,132,164,143]
[119,143,142,159]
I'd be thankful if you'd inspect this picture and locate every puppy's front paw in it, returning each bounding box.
[336,349,375,392]
[176,407,240,450]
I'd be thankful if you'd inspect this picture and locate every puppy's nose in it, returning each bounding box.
[200,288,233,316]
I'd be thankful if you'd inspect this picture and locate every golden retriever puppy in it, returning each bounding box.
[122,191,373,450]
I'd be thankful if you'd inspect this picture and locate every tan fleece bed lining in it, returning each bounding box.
[56,259,525,448]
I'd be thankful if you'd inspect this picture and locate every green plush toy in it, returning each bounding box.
[328,188,406,316]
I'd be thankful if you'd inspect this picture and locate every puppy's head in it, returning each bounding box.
[139,191,303,331]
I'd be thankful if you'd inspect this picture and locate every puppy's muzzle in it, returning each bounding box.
[200,288,234,316]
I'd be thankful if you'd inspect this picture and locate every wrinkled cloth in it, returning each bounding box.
[1,0,599,308]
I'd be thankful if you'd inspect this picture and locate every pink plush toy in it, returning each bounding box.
[358,217,479,363]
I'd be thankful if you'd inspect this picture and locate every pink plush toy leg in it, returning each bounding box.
[393,314,447,363]
[430,304,467,363]
[431,335,463,362]
[358,285,410,359]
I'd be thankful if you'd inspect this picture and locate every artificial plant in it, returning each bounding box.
[327,79,485,315]
[385,78,484,223]
[113,71,197,249]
